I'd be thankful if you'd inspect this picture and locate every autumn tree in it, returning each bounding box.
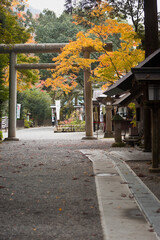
[33,10,84,81]
[0,1,30,117]
[0,0,40,122]
[64,0,100,14]
[45,1,144,91]
[108,0,144,32]
[64,0,73,14]
[30,9,85,112]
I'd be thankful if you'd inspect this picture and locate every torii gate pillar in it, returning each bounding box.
[5,52,19,141]
[82,51,96,140]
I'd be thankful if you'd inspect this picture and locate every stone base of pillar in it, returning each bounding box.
[4,137,19,141]
[104,131,114,138]
[82,136,97,140]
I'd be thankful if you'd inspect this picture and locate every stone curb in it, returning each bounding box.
[108,153,160,239]
[81,149,159,240]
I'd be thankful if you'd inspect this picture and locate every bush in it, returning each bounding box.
[112,142,126,147]
[24,120,30,128]
[22,89,52,126]
[0,131,3,142]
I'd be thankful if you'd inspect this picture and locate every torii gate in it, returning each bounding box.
[0,43,112,140]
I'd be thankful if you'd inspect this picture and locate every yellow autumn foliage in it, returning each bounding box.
[45,0,144,92]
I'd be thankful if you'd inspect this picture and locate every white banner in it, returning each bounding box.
[17,104,21,119]
[55,100,61,120]
[55,100,61,109]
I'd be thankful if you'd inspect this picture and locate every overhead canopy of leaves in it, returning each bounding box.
[108,0,144,36]
[45,1,144,91]
[64,0,100,14]
[32,10,84,88]
[0,0,40,116]
[0,4,30,44]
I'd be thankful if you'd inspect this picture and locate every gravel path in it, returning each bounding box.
[0,128,114,240]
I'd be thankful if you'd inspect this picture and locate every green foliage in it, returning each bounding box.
[24,119,33,128]
[33,10,84,83]
[0,5,30,44]
[112,142,126,147]
[0,58,9,119]
[128,102,136,127]
[0,3,32,117]
[0,130,3,141]
[34,11,83,44]
[24,119,30,128]
[17,54,39,90]
[22,89,52,126]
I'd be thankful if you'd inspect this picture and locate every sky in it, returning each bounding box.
[27,0,66,16]
[28,0,160,16]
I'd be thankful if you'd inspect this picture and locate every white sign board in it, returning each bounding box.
[17,104,21,119]
[55,100,61,120]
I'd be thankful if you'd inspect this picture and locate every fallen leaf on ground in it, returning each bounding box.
[136,213,142,216]
[120,181,128,184]
[84,198,92,202]
[121,193,127,198]
[156,208,160,213]
[82,212,88,215]
[138,173,146,177]
[72,177,78,180]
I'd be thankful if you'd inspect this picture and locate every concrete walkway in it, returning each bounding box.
[1,128,160,239]
[81,149,160,240]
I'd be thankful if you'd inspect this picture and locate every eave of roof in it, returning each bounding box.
[113,92,131,106]
[104,48,160,97]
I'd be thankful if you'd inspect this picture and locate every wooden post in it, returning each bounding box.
[149,104,160,172]
[144,0,159,57]
[143,0,158,151]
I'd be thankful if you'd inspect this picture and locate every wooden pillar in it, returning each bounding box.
[5,52,19,141]
[143,0,158,151]
[143,106,151,151]
[143,83,151,151]
[149,104,160,172]
[82,51,96,139]
[144,0,159,57]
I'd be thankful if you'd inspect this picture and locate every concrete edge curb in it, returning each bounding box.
[109,153,160,239]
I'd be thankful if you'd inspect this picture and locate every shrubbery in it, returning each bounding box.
[0,131,3,142]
